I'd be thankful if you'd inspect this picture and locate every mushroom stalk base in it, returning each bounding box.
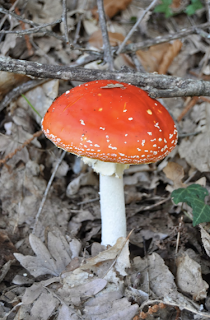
[100,173,126,246]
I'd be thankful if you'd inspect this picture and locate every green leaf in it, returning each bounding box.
[171,184,210,226]
[185,0,203,16]
[171,184,209,204]
[154,0,173,17]
[21,94,42,119]
[190,198,210,226]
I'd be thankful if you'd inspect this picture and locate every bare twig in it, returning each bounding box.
[130,52,145,72]
[62,0,70,44]
[0,7,64,40]
[1,56,210,98]
[14,6,33,55]
[73,0,87,44]
[0,130,43,167]
[33,150,66,236]
[116,0,158,55]
[205,0,210,29]
[0,79,47,111]
[0,0,20,30]
[175,216,183,254]
[121,21,210,53]
[0,18,62,35]
[97,0,114,70]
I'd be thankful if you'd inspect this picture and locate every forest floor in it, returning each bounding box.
[1,0,210,319]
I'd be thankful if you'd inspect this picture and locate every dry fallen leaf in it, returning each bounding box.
[179,102,210,171]
[200,225,210,258]
[66,171,98,197]
[136,40,182,73]
[133,253,204,314]
[17,79,59,124]
[158,40,183,74]
[14,231,74,277]
[176,253,209,301]
[0,71,28,100]
[92,0,132,19]
[163,161,186,190]
[89,30,126,48]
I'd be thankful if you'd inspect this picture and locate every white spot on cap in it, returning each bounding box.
[125,134,128,136]
[158,138,162,141]
[66,90,70,94]
[100,127,105,130]
[142,140,145,146]
[137,148,141,151]
[147,132,152,135]
[169,133,173,139]
[94,144,100,147]
[153,144,157,147]
[128,117,133,121]
[80,119,85,125]
[108,144,117,150]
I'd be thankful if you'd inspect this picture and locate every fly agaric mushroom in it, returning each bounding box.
[42,80,178,246]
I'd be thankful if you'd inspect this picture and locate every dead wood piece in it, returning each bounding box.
[1,57,210,98]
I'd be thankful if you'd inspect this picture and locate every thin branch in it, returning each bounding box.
[0,18,62,35]
[33,150,66,236]
[0,79,47,111]
[97,0,114,70]
[62,0,69,44]
[205,0,210,28]
[0,7,64,40]
[120,21,210,53]
[0,0,20,30]
[0,130,43,167]
[1,56,210,98]
[116,0,158,55]
[130,52,145,72]
[73,0,87,44]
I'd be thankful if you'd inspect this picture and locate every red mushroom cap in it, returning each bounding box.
[42,80,178,164]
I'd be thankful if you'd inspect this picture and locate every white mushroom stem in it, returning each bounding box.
[82,158,129,246]
[100,173,126,246]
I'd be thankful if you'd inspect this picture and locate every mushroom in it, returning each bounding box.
[42,80,178,246]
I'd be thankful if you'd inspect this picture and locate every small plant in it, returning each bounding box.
[185,0,203,15]
[154,0,203,18]
[154,0,173,18]
[171,184,210,226]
